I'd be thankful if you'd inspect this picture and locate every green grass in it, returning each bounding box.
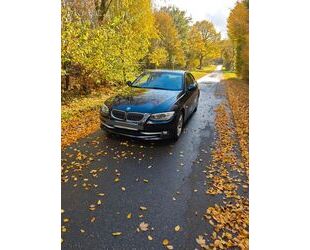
[221,66,238,80]
[190,65,217,80]
[222,70,238,80]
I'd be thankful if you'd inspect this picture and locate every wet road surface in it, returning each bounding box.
[61,67,226,249]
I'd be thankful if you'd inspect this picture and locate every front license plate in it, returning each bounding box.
[113,121,139,131]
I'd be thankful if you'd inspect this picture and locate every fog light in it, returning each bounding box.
[162,131,168,135]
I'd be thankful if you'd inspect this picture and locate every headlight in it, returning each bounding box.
[101,104,109,114]
[150,111,175,121]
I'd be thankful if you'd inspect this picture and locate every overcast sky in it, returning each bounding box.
[154,0,238,39]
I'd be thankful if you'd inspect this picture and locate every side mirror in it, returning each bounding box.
[188,84,197,91]
[126,81,132,86]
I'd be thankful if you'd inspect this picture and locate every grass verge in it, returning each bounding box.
[61,85,125,149]
[190,65,217,80]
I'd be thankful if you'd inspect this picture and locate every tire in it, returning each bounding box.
[172,112,184,141]
[193,96,199,112]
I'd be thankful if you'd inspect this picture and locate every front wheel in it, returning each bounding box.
[172,113,184,141]
[193,96,199,112]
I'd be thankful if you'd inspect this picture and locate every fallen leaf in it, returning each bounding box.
[143,179,149,183]
[97,193,105,196]
[121,187,126,191]
[90,217,96,223]
[212,231,217,238]
[139,222,149,231]
[80,229,85,233]
[148,235,153,240]
[140,206,147,211]
[196,235,206,248]
[167,245,174,250]
[97,200,102,205]
[89,204,96,211]
[114,178,120,182]
[112,232,122,236]
[174,225,180,232]
[63,218,69,223]
[127,213,132,219]
[162,239,169,246]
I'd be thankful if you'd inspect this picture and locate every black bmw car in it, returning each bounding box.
[100,70,200,141]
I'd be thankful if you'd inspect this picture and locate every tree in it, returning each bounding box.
[160,6,191,41]
[187,26,205,69]
[61,0,157,93]
[153,10,185,68]
[221,39,234,71]
[193,20,221,69]
[149,47,168,68]
[105,0,157,82]
[227,0,249,80]
[94,0,113,22]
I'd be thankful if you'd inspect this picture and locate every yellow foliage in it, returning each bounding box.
[227,1,249,80]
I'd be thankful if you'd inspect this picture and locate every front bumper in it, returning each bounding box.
[100,112,177,140]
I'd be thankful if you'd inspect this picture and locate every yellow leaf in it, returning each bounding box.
[127,213,132,219]
[143,179,149,183]
[112,232,122,236]
[139,222,149,231]
[162,239,169,246]
[174,225,180,232]
[80,229,85,233]
[140,206,147,211]
[167,245,174,250]
[63,218,69,223]
[196,235,206,248]
[121,187,126,191]
[89,204,96,211]
[90,217,96,223]
[148,235,153,240]
[97,200,102,205]
[212,231,217,238]
[97,193,105,196]
[114,178,120,182]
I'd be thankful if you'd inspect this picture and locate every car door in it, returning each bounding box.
[188,73,199,111]
[184,73,196,119]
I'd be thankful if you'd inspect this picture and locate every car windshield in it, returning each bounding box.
[132,72,183,91]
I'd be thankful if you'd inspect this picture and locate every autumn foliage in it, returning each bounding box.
[61,0,221,96]
[226,0,249,80]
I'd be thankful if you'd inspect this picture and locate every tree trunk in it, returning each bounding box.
[199,55,203,69]
[64,75,70,91]
[96,0,113,22]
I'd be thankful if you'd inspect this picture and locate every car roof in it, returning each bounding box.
[145,69,187,75]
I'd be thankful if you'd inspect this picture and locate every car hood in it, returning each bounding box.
[105,87,183,113]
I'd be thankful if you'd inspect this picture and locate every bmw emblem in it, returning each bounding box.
[126,107,131,111]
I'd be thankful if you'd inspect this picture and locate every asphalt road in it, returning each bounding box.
[61,66,226,249]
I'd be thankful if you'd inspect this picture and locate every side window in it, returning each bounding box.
[185,74,194,88]
[189,73,197,86]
